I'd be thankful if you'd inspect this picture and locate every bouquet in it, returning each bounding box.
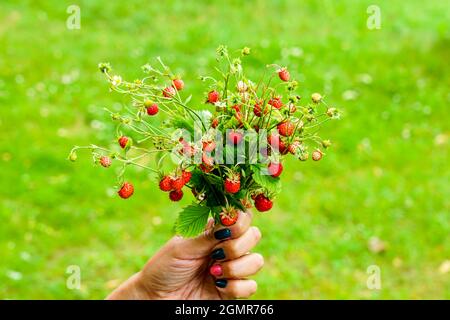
[69,46,340,237]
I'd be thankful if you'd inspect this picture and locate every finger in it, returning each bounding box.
[211,226,261,261]
[209,253,264,279]
[213,210,253,240]
[177,211,253,258]
[215,279,258,299]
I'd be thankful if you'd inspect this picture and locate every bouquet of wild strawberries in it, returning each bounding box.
[69,46,340,237]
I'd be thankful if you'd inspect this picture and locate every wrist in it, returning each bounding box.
[107,272,155,300]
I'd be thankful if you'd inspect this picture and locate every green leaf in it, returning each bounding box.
[252,166,282,194]
[175,204,211,238]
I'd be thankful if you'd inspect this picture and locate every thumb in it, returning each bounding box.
[178,217,218,258]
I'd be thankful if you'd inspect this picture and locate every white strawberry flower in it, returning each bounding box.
[237,80,247,92]
[111,75,122,87]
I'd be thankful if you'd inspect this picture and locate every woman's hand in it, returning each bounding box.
[107,210,263,300]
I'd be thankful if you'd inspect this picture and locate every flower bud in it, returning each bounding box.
[311,93,322,103]
[241,47,251,56]
[68,151,77,162]
[322,139,332,148]
[98,62,111,73]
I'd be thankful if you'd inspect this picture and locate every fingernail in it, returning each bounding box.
[214,228,231,240]
[209,264,223,277]
[215,279,228,288]
[211,248,226,260]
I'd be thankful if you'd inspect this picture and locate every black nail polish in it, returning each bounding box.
[211,248,226,260]
[215,279,228,288]
[214,228,231,240]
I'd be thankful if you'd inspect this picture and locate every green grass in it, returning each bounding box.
[0,0,449,299]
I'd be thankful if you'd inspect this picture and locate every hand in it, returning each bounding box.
[107,211,263,300]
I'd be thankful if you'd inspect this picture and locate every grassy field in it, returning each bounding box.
[0,0,448,299]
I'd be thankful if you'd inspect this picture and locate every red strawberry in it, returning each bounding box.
[277,120,295,137]
[254,194,273,212]
[312,149,323,161]
[169,189,183,201]
[268,97,283,109]
[220,206,239,226]
[118,182,134,199]
[268,162,283,177]
[207,90,220,104]
[163,86,176,98]
[199,163,214,173]
[278,68,290,82]
[171,176,184,190]
[211,118,219,128]
[172,79,184,91]
[99,156,111,168]
[159,176,173,192]
[268,134,288,155]
[182,170,192,184]
[118,136,129,149]
[146,103,159,116]
[253,102,268,117]
[202,153,215,167]
[224,175,240,194]
[203,140,216,153]
[228,130,243,145]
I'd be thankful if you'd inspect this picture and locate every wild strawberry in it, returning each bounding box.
[253,102,268,117]
[99,156,111,168]
[241,198,253,209]
[312,149,323,161]
[267,134,287,154]
[219,206,239,226]
[203,140,216,153]
[228,130,243,145]
[118,136,129,149]
[268,162,283,177]
[211,118,219,128]
[169,189,183,202]
[254,194,273,212]
[199,163,214,173]
[287,103,297,113]
[159,176,173,192]
[207,90,220,104]
[277,120,295,137]
[118,182,134,199]
[202,153,214,167]
[182,170,192,184]
[172,79,184,91]
[224,174,240,194]
[163,86,176,98]
[278,68,290,82]
[288,140,302,155]
[268,97,283,109]
[146,103,159,116]
[171,176,184,191]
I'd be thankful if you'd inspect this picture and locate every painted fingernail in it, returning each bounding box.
[211,248,226,260]
[215,279,228,288]
[209,264,223,277]
[214,228,231,240]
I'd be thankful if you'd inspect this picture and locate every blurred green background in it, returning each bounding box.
[0,0,449,299]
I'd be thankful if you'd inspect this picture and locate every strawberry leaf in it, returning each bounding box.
[252,166,282,194]
[175,204,211,238]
